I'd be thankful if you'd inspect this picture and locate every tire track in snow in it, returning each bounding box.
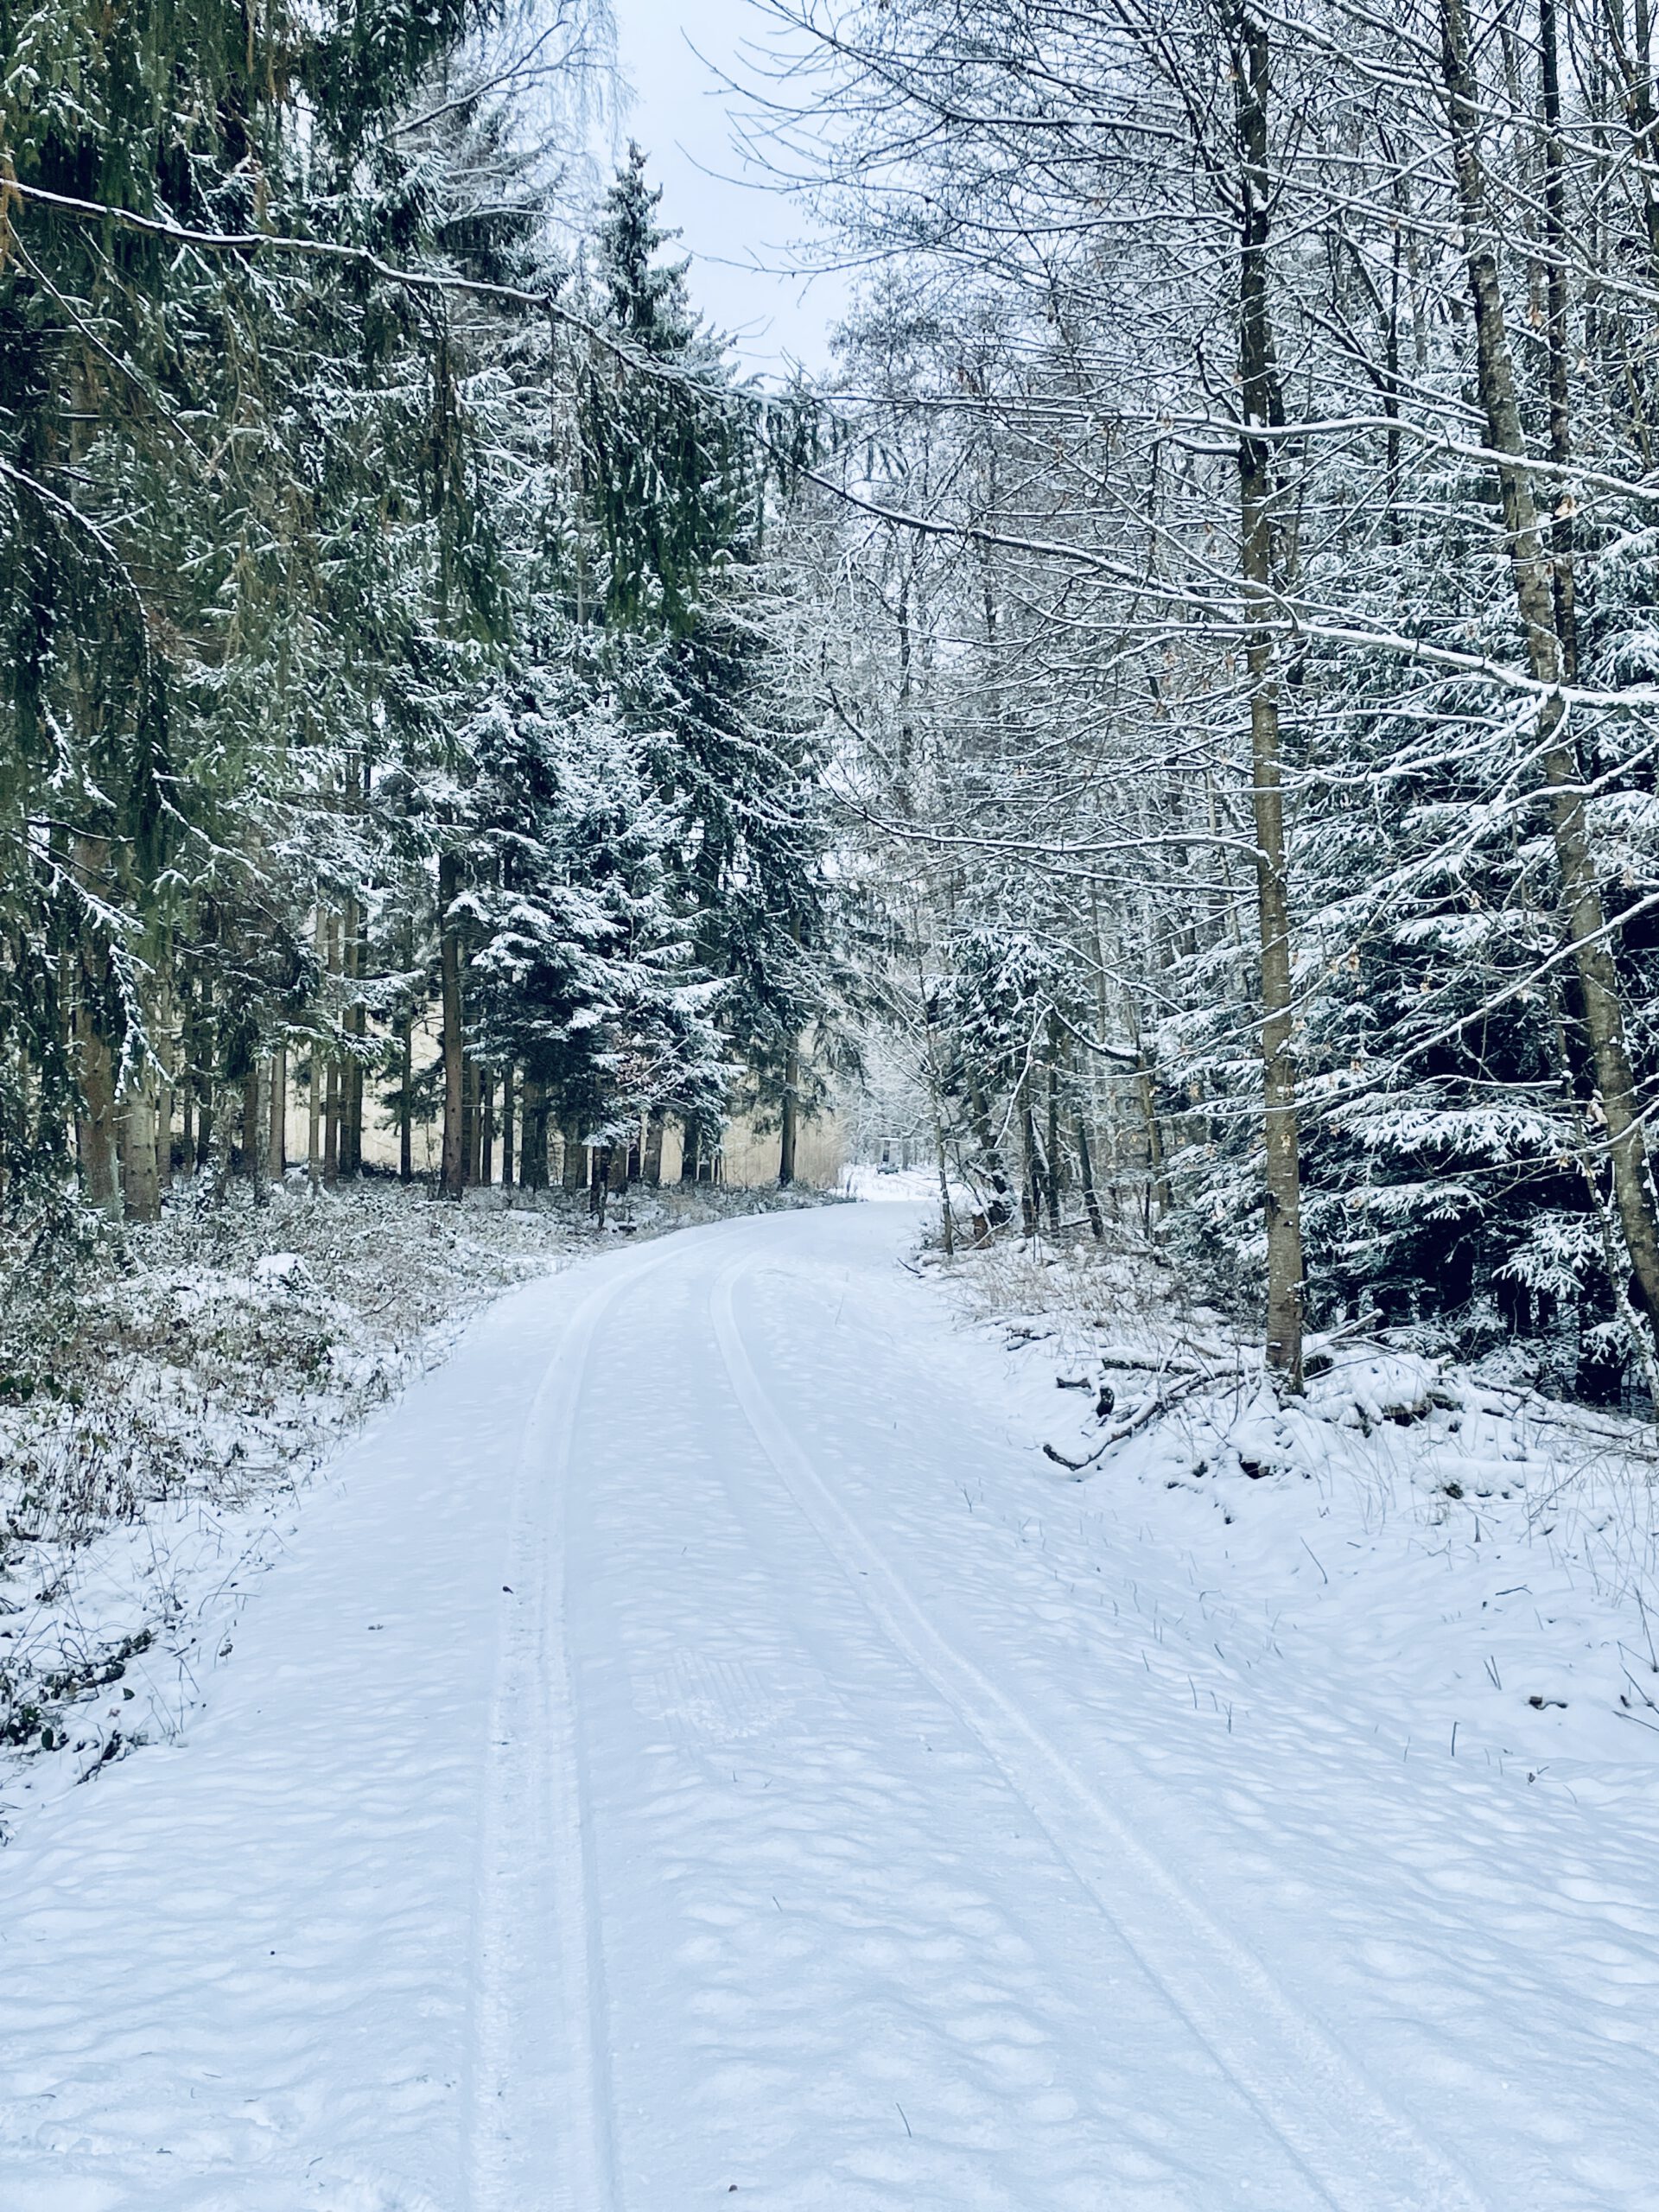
[467,1243,674,2212]
[709,1251,1491,2212]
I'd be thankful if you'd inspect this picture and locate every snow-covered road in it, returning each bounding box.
[3,1205,1654,2210]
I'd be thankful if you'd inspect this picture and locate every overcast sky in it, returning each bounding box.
[608,0,851,378]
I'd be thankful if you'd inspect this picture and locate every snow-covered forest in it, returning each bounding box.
[8,0,1659,2203]
[0,0,836,1236]
[12,0,1659,1397]
[791,0,1659,1408]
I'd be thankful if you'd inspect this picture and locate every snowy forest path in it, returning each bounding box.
[1,1204,1643,2211]
[704,1250,1485,2212]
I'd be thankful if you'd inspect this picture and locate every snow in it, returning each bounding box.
[3,1203,1658,2208]
[838,1164,947,1202]
[0,1176,836,1819]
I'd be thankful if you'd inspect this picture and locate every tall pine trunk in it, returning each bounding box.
[439,849,466,1200]
[643,1113,664,1185]
[1441,0,1659,1321]
[398,1012,414,1185]
[323,912,340,1188]
[779,1046,799,1186]
[121,1068,161,1224]
[73,838,120,1216]
[1232,0,1306,1386]
[269,1044,287,1182]
[520,1078,549,1192]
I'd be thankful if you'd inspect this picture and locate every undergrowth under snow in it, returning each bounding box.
[0,1173,830,1832]
[929,1230,1659,1798]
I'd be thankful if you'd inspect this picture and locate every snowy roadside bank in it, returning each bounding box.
[0,1176,836,1833]
[913,1230,1659,1799]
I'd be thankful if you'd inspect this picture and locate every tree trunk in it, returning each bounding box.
[308,1036,322,1195]
[461,1058,480,1187]
[1044,1019,1063,1232]
[245,1063,269,1204]
[779,1046,799,1186]
[643,1113,664,1185]
[340,893,361,1179]
[180,1023,194,1173]
[121,1070,161,1224]
[1442,0,1659,1320]
[563,1116,585,1191]
[1076,1107,1105,1242]
[1233,0,1306,1387]
[323,1050,340,1189]
[520,1079,549,1192]
[269,1043,286,1182]
[211,1079,234,1204]
[1539,0,1578,679]
[399,1012,414,1185]
[73,839,121,1216]
[154,969,175,1197]
[323,910,340,1189]
[499,1065,515,1189]
[439,849,466,1200]
[346,913,366,1178]
[965,1077,1014,1228]
[75,1008,119,1213]
[1019,1075,1039,1238]
[193,966,213,1173]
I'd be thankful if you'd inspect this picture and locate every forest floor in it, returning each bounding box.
[0,1171,831,1827]
[2,1195,1656,2209]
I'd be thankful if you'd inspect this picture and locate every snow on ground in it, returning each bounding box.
[3,1200,1656,2209]
[838,1164,950,1202]
[0,1174,834,1828]
[945,1230,1659,1783]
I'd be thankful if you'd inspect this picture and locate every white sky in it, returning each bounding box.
[608,0,851,378]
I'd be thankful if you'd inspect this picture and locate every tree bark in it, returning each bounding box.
[193,968,214,1173]
[269,1043,287,1182]
[340,893,361,1179]
[461,1058,479,1186]
[308,1035,322,1195]
[439,849,466,1199]
[398,1011,414,1184]
[73,838,120,1217]
[1019,1073,1039,1238]
[520,1078,549,1191]
[245,1063,268,1205]
[1045,1018,1063,1232]
[1233,0,1306,1386]
[154,969,175,1197]
[965,1077,1014,1228]
[323,910,340,1189]
[1539,0,1578,678]
[779,1046,800,1186]
[120,1069,161,1224]
[1442,0,1659,1320]
[643,1113,664,1185]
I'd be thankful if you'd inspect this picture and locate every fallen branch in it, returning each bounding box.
[1042,1369,1215,1476]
